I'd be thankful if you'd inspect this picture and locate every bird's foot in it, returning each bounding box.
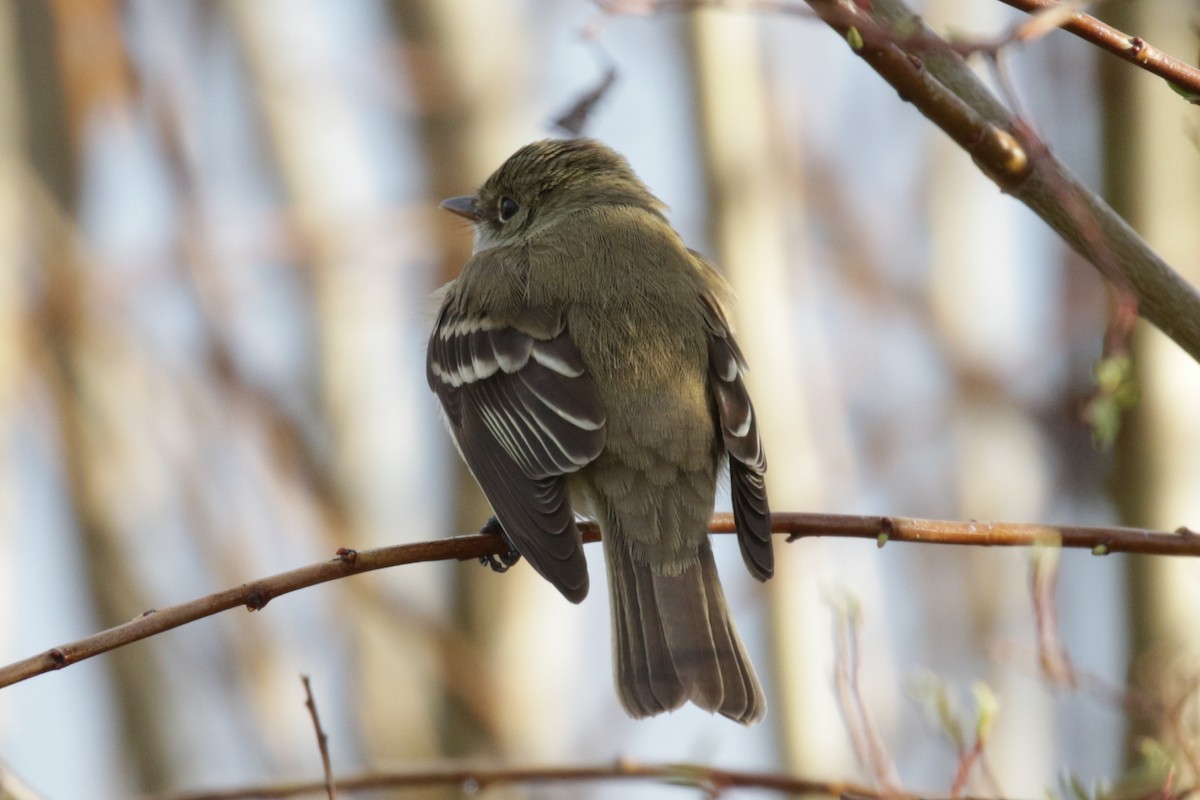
[478,516,522,573]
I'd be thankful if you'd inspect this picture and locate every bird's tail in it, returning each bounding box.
[605,530,765,725]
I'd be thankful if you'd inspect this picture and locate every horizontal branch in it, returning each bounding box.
[1,512,1195,691]
[143,760,900,800]
[762,512,1200,555]
[998,0,1200,100]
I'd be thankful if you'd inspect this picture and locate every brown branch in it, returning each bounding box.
[604,0,1200,102]
[605,1,1200,361]
[141,760,918,800]
[300,677,337,800]
[802,0,1200,364]
[2,512,1196,691]
[997,0,1200,101]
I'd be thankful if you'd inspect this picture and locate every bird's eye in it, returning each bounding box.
[498,196,519,222]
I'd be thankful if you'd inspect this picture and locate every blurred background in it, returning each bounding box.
[0,1,1198,798]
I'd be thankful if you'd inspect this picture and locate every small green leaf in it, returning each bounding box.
[1094,354,1132,393]
[1088,396,1120,448]
[847,26,864,51]
[823,586,862,624]
[1106,738,1174,798]
[1067,771,1090,800]
[1085,354,1138,450]
[1167,80,1200,103]
[908,671,966,751]
[972,682,999,741]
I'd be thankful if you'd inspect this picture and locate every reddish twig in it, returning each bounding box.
[140,759,952,800]
[1162,674,1200,785]
[1,512,1196,690]
[602,0,1200,363]
[300,677,337,800]
[832,596,903,795]
[801,0,1200,365]
[1030,545,1076,686]
[949,737,985,800]
[996,0,1200,102]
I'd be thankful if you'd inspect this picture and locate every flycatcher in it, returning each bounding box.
[428,138,772,724]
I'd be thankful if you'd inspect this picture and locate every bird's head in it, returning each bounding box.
[440,138,664,251]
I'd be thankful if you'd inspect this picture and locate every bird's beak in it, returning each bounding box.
[440,195,484,222]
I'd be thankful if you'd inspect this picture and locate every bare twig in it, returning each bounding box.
[1162,674,1200,785]
[141,759,979,800]
[802,0,1200,364]
[949,738,985,800]
[832,596,873,779]
[2,512,1196,690]
[552,45,618,135]
[604,0,1200,363]
[300,677,336,800]
[1029,545,1076,685]
[831,595,903,794]
[601,0,1200,101]
[611,0,1200,363]
[997,0,1200,101]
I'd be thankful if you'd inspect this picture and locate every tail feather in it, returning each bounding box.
[699,550,762,724]
[606,533,766,724]
[610,550,685,715]
[651,568,723,711]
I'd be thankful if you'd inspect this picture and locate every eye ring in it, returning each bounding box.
[498,196,520,222]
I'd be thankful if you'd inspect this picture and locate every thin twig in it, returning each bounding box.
[832,596,903,795]
[300,677,336,800]
[602,0,1200,102]
[802,0,1200,363]
[1,512,1196,690]
[949,738,985,800]
[552,43,618,135]
[832,597,872,778]
[605,0,1200,363]
[996,0,1200,101]
[1030,545,1076,685]
[140,759,984,800]
[1162,674,1200,785]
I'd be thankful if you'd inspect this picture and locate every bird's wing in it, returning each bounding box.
[701,294,773,581]
[428,292,606,603]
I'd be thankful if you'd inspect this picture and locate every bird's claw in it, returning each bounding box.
[480,549,522,573]
[478,516,522,573]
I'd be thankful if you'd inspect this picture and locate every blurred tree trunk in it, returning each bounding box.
[0,0,23,672]
[389,0,585,770]
[1103,1,1200,773]
[923,4,1057,794]
[16,0,176,791]
[226,0,448,787]
[685,10,845,777]
[0,759,45,800]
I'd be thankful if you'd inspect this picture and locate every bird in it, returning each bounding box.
[427,138,773,724]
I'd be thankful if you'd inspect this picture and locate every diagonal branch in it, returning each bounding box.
[997,0,1200,100]
[802,0,1200,364]
[1,512,1196,691]
[300,677,337,800]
